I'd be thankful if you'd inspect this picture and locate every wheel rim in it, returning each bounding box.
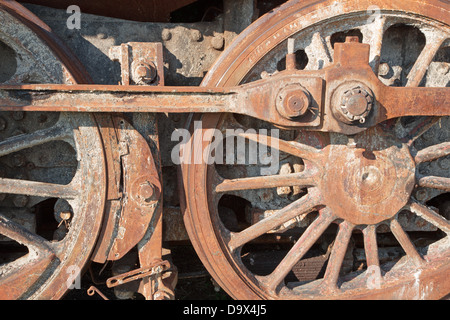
[183,0,450,299]
[0,2,106,299]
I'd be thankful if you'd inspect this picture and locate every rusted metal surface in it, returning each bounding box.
[1,0,449,301]
[0,113,107,299]
[181,0,450,300]
[0,1,91,84]
[89,115,123,264]
[19,0,247,87]
[0,1,109,300]
[319,127,416,226]
[109,42,165,86]
[91,42,166,265]
[0,40,448,133]
[87,286,109,300]
[106,259,170,288]
[104,116,161,261]
[89,42,176,299]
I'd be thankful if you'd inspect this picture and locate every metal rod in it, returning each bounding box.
[0,84,235,113]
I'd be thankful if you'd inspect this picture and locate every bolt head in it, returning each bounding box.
[439,157,450,170]
[132,61,157,85]
[139,182,155,203]
[415,189,428,201]
[276,84,311,120]
[135,65,149,78]
[378,63,390,77]
[333,83,374,124]
[343,91,370,115]
[285,93,309,116]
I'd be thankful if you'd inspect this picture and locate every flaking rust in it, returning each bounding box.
[0,40,448,134]
[0,0,449,301]
[180,0,450,300]
[105,116,162,261]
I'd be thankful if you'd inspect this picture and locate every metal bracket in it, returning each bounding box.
[109,42,165,86]
[91,42,165,263]
[106,117,162,261]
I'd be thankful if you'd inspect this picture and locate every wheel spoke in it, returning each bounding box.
[406,201,450,234]
[363,225,380,269]
[0,177,78,199]
[363,16,386,74]
[0,123,70,157]
[363,225,383,289]
[0,213,52,252]
[0,252,55,300]
[263,207,335,292]
[398,34,447,145]
[228,188,322,251]
[321,220,354,290]
[417,175,450,192]
[390,218,424,267]
[415,142,450,164]
[406,36,447,87]
[234,130,322,162]
[0,214,56,299]
[305,32,333,69]
[215,170,317,193]
[400,117,441,145]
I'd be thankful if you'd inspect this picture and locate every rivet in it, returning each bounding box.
[191,29,202,42]
[161,29,172,41]
[211,35,224,50]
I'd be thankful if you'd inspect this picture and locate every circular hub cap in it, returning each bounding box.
[320,134,416,225]
[331,82,374,124]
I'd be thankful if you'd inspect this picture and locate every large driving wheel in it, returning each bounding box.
[0,1,106,299]
[182,0,450,299]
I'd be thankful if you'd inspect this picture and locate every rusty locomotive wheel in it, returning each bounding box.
[0,2,106,299]
[183,0,450,299]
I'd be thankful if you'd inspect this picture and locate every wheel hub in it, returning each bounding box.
[320,133,416,225]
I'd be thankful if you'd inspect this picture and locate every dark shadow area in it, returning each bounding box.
[170,0,223,22]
